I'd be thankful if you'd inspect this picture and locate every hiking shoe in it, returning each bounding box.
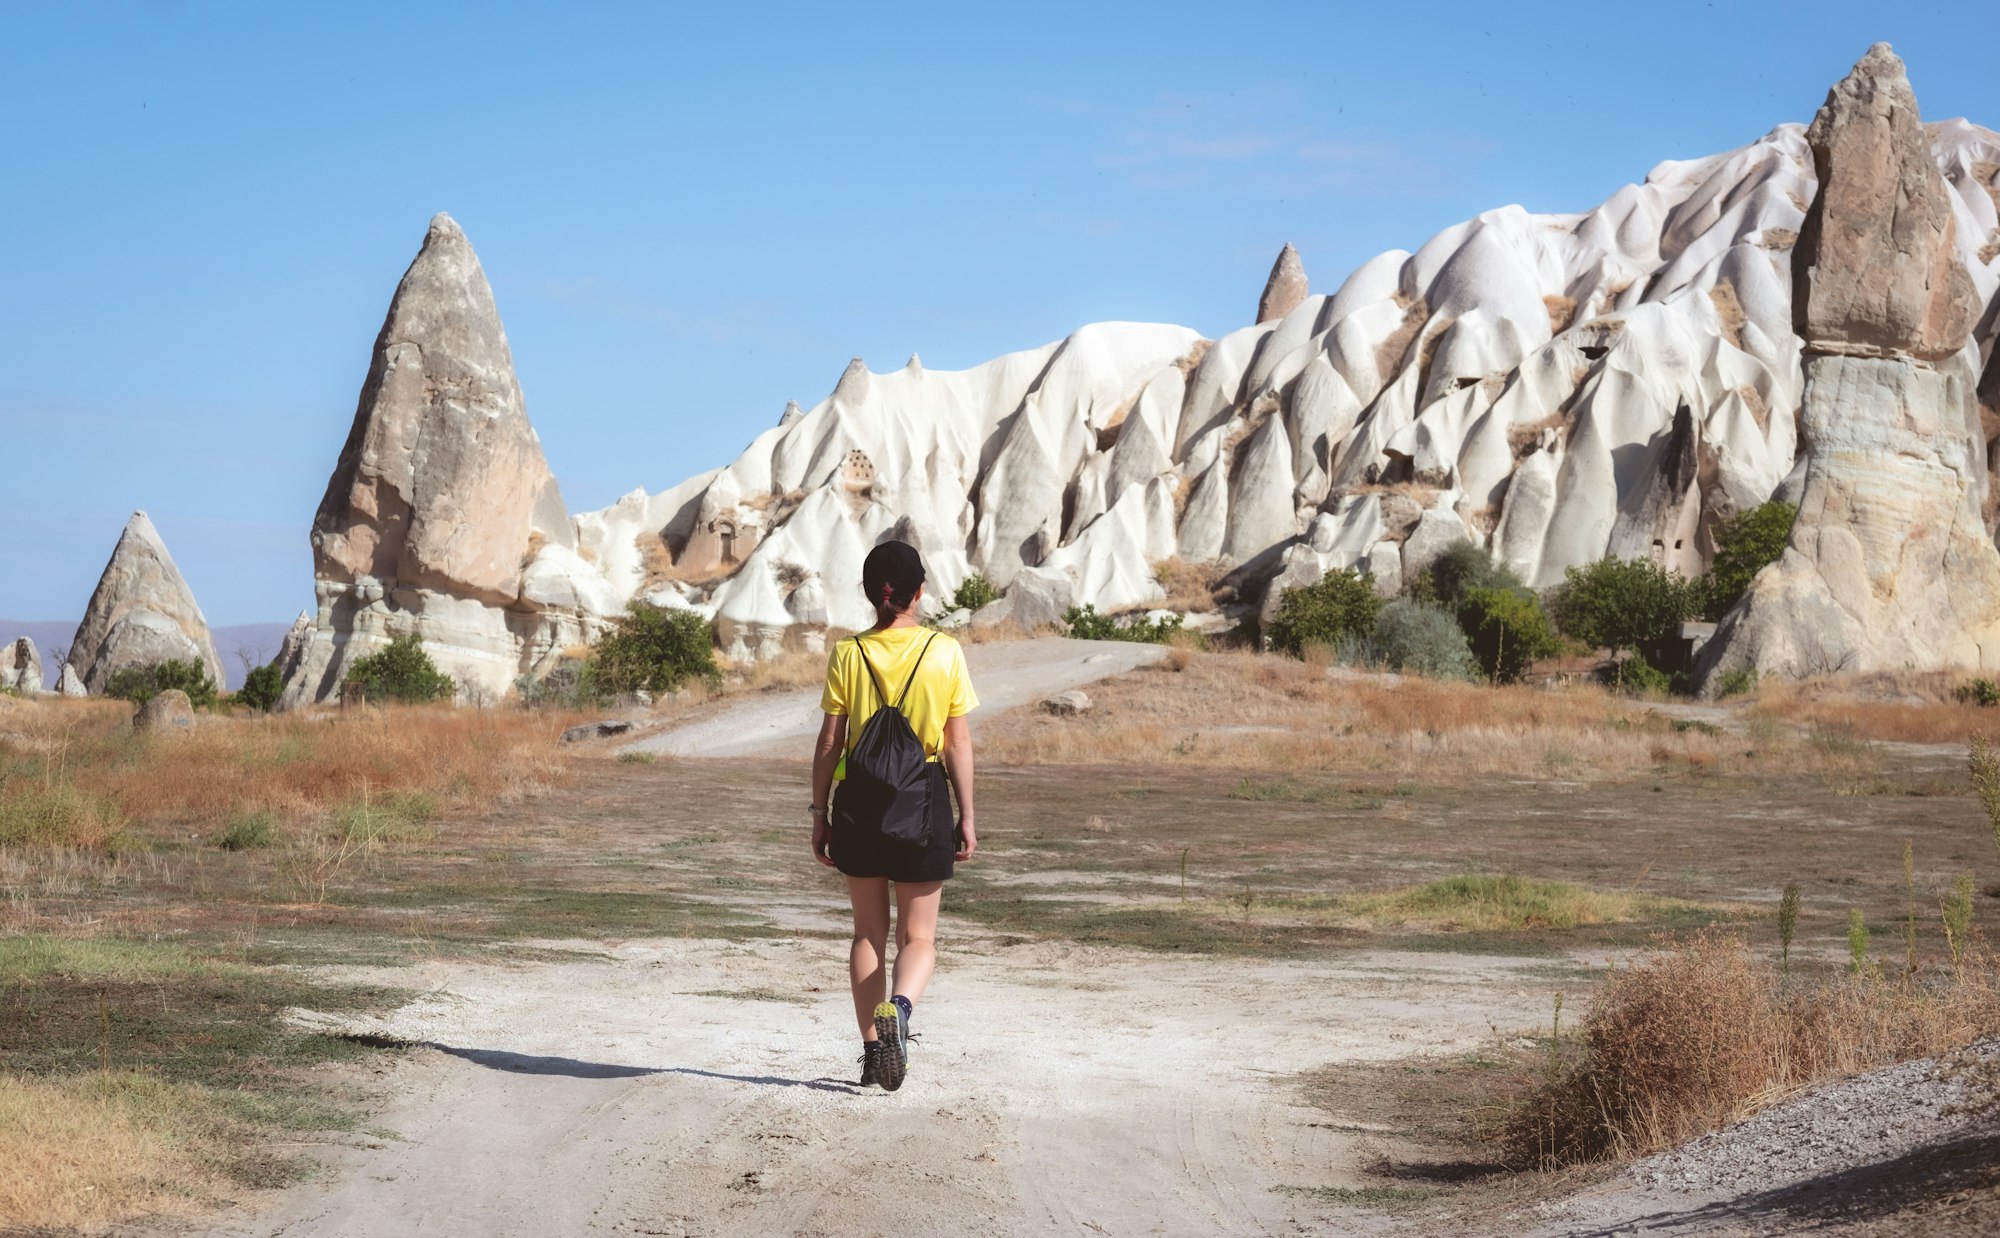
[858,1042,882,1088]
[873,1000,909,1091]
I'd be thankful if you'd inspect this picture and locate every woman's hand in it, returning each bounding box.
[811,811,835,867]
[955,815,977,862]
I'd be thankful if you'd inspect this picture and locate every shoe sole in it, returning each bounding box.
[873,1001,907,1092]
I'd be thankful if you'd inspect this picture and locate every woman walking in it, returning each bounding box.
[811,540,978,1092]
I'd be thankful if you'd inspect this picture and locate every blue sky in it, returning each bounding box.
[2,1,1993,625]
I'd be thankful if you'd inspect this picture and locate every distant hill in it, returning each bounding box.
[0,620,292,691]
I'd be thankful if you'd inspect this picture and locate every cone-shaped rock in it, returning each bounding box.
[1256,244,1308,324]
[54,662,85,697]
[68,512,227,694]
[311,212,568,606]
[1,637,43,694]
[1696,45,2000,689]
[281,214,599,708]
[1792,44,1980,361]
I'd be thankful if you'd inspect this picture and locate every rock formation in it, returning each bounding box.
[1,637,42,694]
[54,662,85,697]
[68,512,227,694]
[274,46,2000,700]
[133,688,195,733]
[278,214,617,707]
[1256,243,1308,324]
[1696,45,1999,686]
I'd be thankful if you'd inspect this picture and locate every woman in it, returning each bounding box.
[811,540,977,1092]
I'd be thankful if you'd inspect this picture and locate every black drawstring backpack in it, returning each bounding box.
[835,632,939,844]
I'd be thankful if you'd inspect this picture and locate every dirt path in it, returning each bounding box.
[188,935,1564,1236]
[623,637,1166,759]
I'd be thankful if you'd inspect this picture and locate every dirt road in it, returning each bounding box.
[623,637,1167,759]
[195,934,1563,1236]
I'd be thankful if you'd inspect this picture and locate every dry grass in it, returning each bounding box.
[979,650,1700,777]
[0,1071,239,1230]
[1374,296,1429,383]
[1752,673,2000,744]
[1502,932,2000,1167]
[1544,294,1577,334]
[0,697,580,840]
[635,530,675,588]
[1152,557,1224,613]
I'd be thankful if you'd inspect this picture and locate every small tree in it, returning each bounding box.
[237,661,284,712]
[1700,501,1797,619]
[106,659,218,709]
[1457,587,1562,684]
[590,602,720,694]
[951,573,999,613]
[1410,541,1524,608]
[1063,604,1187,644]
[345,635,456,704]
[1267,569,1383,658]
[1548,557,1699,672]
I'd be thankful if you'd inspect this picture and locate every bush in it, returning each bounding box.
[344,635,456,704]
[1063,604,1187,644]
[1266,569,1382,658]
[516,660,608,710]
[1596,655,1672,696]
[1409,541,1523,608]
[1370,600,1479,680]
[1714,667,1759,699]
[590,602,720,695]
[1701,501,1796,619]
[0,772,122,849]
[1549,558,1700,664]
[1957,679,2000,707]
[951,573,1000,613]
[236,662,283,712]
[1457,587,1561,684]
[213,810,278,851]
[105,660,217,710]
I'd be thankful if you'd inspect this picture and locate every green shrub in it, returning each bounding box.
[1409,541,1523,608]
[1715,668,1759,699]
[236,662,283,712]
[1549,558,1701,663]
[336,790,437,845]
[1596,655,1672,696]
[0,771,122,849]
[1457,587,1561,684]
[1267,569,1383,658]
[105,659,217,710]
[1956,679,2000,707]
[213,810,279,851]
[1063,604,1188,643]
[1371,599,1479,680]
[590,602,720,694]
[1701,501,1797,619]
[951,573,1000,612]
[345,635,456,704]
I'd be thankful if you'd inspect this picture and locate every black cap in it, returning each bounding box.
[863,540,926,609]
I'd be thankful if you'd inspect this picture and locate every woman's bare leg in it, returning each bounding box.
[891,880,944,1004]
[845,876,892,1040]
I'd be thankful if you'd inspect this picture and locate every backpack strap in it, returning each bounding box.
[851,636,894,713]
[893,632,940,709]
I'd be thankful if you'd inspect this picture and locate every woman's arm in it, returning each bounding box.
[810,713,846,867]
[941,714,976,861]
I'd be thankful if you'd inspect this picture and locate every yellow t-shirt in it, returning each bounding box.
[821,627,978,768]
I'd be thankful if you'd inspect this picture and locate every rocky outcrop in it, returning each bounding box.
[1,638,42,695]
[276,47,1999,689]
[279,215,616,707]
[1697,45,2000,687]
[1256,243,1308,324]
[54,662,85,697]
[69,512,227,695]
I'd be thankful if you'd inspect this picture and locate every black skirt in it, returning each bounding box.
[830,762,958,883]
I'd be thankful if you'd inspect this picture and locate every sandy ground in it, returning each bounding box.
[184,935,1564,1237]
[623,637,1166,759]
